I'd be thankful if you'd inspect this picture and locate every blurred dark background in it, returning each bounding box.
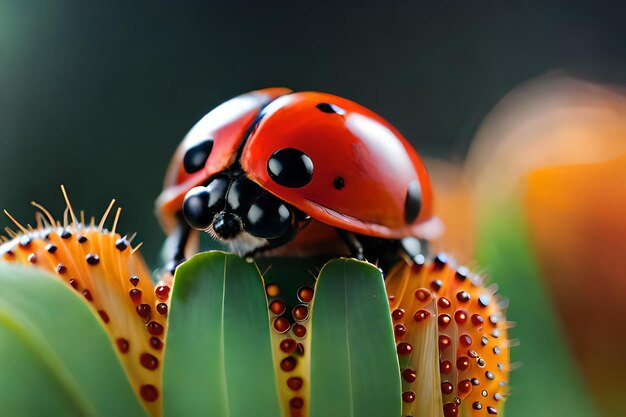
[2,0,626,264]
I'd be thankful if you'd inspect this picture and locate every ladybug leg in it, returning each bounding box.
[163,213,193,274]
[336,229,365,261]
[400,237,426,264]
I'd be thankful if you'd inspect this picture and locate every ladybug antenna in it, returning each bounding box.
[3,210,29,234]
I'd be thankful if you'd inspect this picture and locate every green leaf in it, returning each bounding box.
[163,251,281,417]
[475,203,597,417]
[0,262,147,417]
[309,259,401,417]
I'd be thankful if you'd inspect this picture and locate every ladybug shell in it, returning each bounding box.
[241,92,436,239]
[156,88,291,232]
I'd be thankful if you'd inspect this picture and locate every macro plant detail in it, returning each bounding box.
[0,88,512,417]
[0,193,167,416]
[386,257,509,417]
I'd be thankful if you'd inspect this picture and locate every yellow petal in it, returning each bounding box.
[0,206,167,417]
[265,282,313,417]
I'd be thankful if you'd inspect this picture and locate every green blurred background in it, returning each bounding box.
[1,1,623,416]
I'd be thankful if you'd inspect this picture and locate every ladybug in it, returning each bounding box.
[156,88,442,272]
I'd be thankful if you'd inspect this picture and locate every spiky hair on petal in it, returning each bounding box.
[387,254,511,417]
[0,187,169,417]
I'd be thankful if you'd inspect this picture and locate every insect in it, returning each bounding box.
[156,88,442,272]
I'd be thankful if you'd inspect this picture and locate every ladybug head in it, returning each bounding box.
[181,168,310,256]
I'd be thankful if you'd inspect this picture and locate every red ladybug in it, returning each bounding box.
[156,88,441,272]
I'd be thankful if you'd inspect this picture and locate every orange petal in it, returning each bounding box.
[387,256,509,417]
[466,76,626,213]
[0,206,167,417]
[526,153,626,415]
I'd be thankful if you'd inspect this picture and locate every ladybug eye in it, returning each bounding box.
[182,187,213,230]
[204,176,229,213]
[267,148,314,188]
[244,194,293,239]
[183,138,214,173]
[404,180,422,223]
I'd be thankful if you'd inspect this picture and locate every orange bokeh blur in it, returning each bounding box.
[461,75,626,416]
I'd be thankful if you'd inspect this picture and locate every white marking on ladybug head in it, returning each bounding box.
[206,224,269,257]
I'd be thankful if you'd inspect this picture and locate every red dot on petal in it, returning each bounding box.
[273,317,291,333]
[414,288,431,302]
[459,379,472,394]
[269,300,286,315]
[391,309,405,321]
[147,321,164,336]
[444,402,459,417]
[140,385,159,402]
[292,324,307,338]
[287,377,303,391]
[394,323,406,337]
[280,357,297,372]
[457,356,470,371]
[455,310,468,324]
[440,360,452,374]
[397,342,413,356]
[439,335,452,350]
[116,338,129,353]
[280,339,297,354]
[140,353,159,370]
[414,309,431,322]
[402,368,417,383]
[441,381,454,395]
[402,391,416,403]
[155,285,170,300]
[289,397,304,409]
[460,334,473,347]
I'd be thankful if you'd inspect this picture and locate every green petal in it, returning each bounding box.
[163,251,281,417]
[0,262,147,417]
[309,259,401,417]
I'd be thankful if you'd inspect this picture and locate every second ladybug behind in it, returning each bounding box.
[156,88,442,273]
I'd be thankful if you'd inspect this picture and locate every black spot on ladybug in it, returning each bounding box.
[333,176,345,190]
[183,138,214,174]
[267,148,314,188]
[404,180,422,224]
[316,103,345,115]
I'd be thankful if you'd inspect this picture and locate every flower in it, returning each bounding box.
[1,195,167,416]
[386,255,509,417]
[0,191,509,417]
